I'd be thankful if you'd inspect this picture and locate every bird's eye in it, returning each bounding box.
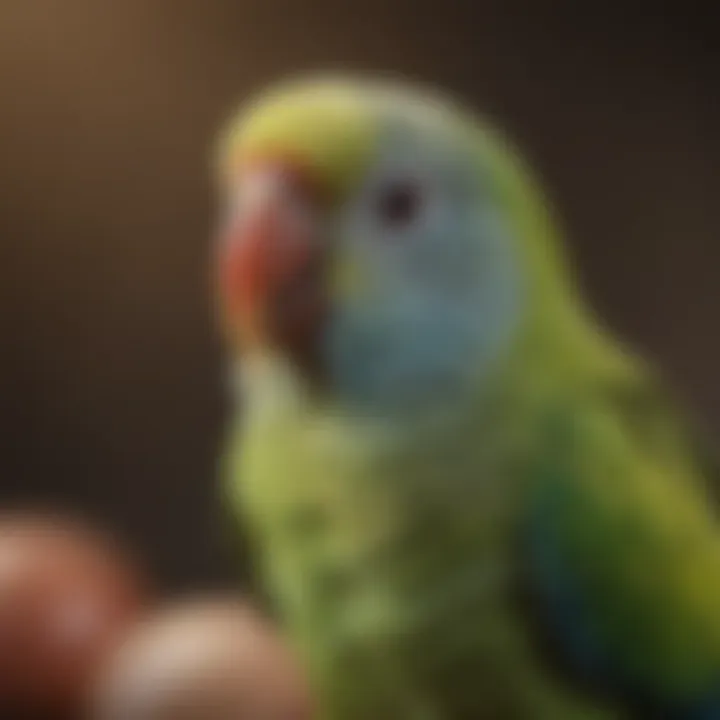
[376,180,423,231]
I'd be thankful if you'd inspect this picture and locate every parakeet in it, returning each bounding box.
[212,75,720,720]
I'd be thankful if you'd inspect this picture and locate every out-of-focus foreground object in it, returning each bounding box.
[0,512,148,719]
[91,597,314,720]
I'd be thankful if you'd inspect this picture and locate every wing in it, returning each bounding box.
[523,371,720,717]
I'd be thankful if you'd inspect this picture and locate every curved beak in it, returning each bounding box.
[216,160,329,381]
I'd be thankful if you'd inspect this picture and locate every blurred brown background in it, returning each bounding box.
[0,1,717,591]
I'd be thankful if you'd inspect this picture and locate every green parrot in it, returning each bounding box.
[212,75,720,720]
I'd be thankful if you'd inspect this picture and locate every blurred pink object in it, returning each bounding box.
[92,596,314,720]
[0,511,148,718]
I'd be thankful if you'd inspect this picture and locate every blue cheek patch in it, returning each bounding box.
[326,300,481,412]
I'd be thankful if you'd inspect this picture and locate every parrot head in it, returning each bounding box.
[214,76,584,412]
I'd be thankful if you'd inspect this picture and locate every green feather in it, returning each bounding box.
[218,76,718,719]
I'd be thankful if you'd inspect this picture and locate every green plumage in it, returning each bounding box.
[217,77,720,719]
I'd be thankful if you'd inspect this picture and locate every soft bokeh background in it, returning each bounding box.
[0,1,717,591]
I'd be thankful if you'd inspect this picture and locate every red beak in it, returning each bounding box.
[217,162,328,380]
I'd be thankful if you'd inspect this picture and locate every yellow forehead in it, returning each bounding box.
[216,81,378,198]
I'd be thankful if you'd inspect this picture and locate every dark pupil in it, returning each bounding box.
[379,182,420,226]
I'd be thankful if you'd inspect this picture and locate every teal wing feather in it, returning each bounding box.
[525,373,720,717]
